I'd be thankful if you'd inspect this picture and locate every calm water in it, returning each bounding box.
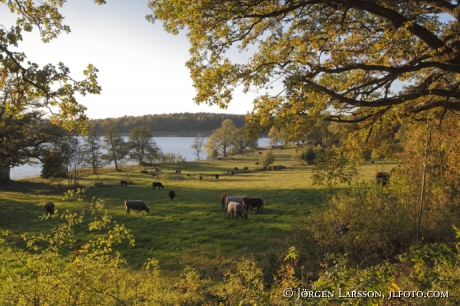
[10,137,270,180]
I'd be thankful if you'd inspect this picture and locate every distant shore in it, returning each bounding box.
[120,130,268,137]
[120,130,212,137]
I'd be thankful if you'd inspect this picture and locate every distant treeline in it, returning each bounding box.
[87,113,246,134]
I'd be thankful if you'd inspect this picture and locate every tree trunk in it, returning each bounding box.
[0,165,11,183]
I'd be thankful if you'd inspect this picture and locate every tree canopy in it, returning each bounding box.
[148,1,460,142]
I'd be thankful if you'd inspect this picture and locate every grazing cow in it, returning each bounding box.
[220,194,233,208]
[376,172,390,186]
[242,197,265,213]
[120,180,128,187]
[224,195,245,211]
[169,190,176,201]
[198,175,203,181]
[124,200,150,214]
[214,174,219,179]
[152,182,164,189]
[269,166,277,171]
[234,167,238,171]
[370,160,375,164]
[140,170,148,174]
[258,151,263,154]
[186,174,191,177]
[243,167,249,170]
[44,202,55,215]
[175,170,181,174]
[230,171,234,176]
[227,201,248,220]
[255,162,259,165]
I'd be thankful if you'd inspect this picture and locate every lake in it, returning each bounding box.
[10,137,271,180]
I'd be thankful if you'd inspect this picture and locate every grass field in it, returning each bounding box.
[0,147,395,277]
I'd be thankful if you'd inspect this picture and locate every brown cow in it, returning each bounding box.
[175,170,181,174]
[242,197,265,213]
[214,174,220,179]
[140,170,148,174]
[220,194,233,208]
[230,171,234,176]
[44,202,55,215]
[198,175,203,181]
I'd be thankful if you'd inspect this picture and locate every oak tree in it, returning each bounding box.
[148,1,460,147]
[0,0,104,181]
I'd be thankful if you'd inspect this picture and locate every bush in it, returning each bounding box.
[259,150,275,167]
[299,146,316,165]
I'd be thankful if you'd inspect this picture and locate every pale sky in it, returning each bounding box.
[1,0,260,119]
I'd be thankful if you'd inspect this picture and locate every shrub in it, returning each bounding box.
[259,150,275,167]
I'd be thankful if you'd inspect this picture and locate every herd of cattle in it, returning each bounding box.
[44,169,388,218]
[122,193,265,219]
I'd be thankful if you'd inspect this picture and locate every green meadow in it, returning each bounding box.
[0,147,394,277]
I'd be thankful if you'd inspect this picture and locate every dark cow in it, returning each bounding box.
[230,171,234,176]
[152,182,164,189]
[169,190,176,201]
[243,167,249,170]
[214,174,220,179]
[175,170,181,174]
[258,151,263,154]
[376,172,390,186]
[140,170,148,174]
[186,174,191,177]
[234,167,238,171]
[44,202,55,215]
[269,166,277,171]
[120,180,128,187]
[125,200,149,214]
[255,162,260,165]
[242,197,265,213]
[198,175,203,181]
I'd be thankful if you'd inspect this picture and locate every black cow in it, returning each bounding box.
[44,202,55,215]
[120,180,128,187]
[169,190,176,201]
[152,182,164,189]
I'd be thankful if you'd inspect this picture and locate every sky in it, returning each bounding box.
[1,0,260,119]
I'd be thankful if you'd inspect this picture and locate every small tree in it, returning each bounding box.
[268,126,281,148]
[259,151,275,168]
[128,126,160,165]
[82,130,102,176]
[41,150,67,186]
[205,119,237,157]
[191,134,205,160]
[102,125,127,171]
